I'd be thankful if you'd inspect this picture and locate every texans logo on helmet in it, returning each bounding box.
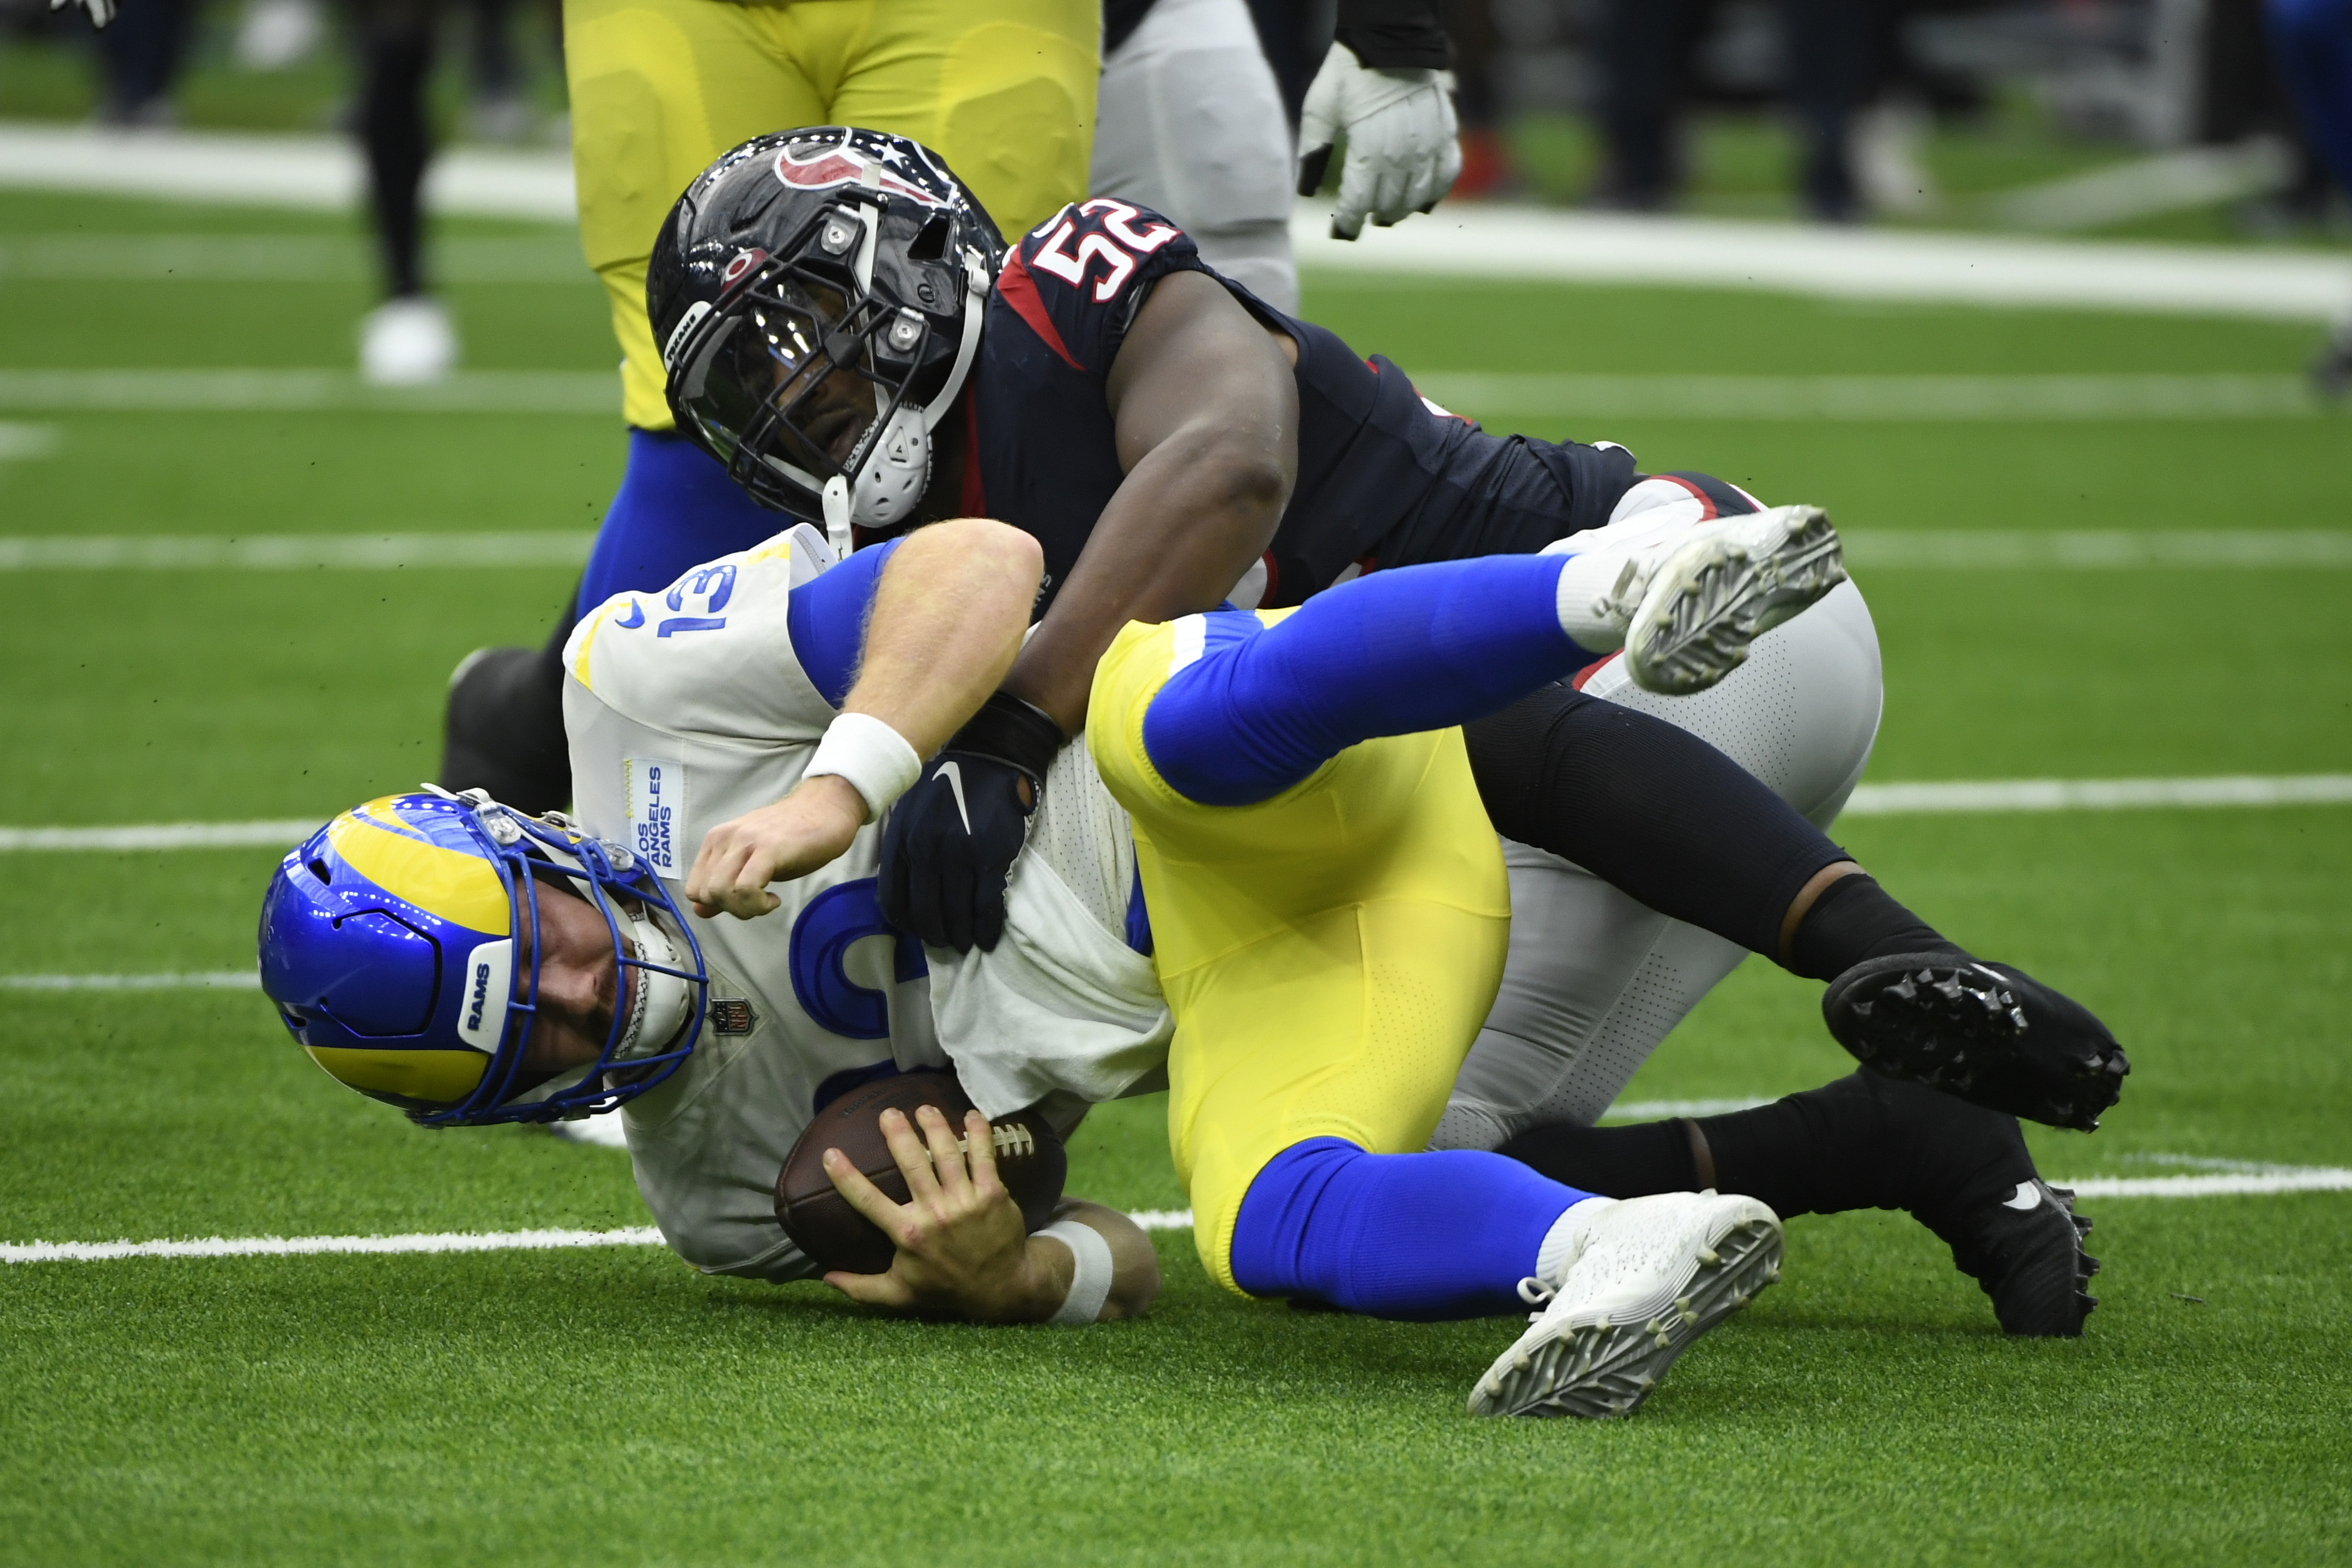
[771,144,947,208]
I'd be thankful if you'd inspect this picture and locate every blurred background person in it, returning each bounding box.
[2265,0,2352,390]
[351,0,561,384]
[1594,0,1883,220]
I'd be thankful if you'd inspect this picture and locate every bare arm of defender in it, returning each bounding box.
[823,1104,1160,1323]
[684,518,1043,918]
[998,271,1302,737]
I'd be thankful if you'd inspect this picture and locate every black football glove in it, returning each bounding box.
[879,691,1065,953]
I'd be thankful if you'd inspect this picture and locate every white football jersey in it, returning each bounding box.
[563,525,947,1282]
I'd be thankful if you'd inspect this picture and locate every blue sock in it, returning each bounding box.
[1229,1137,1594,1320]
[576,429,794,618]
[1142,554,1584,806]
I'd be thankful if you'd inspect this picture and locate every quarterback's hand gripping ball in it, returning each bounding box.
[878,691,1065,952]
[1297,42,1463,240]
[775,1070,1067,1277]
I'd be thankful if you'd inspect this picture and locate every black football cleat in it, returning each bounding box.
[1822,953,2130,1132]
[1928,1177,2099,1336]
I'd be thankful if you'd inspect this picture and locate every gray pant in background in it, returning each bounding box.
[1091,0,1302,313]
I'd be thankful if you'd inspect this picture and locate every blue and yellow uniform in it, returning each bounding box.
[564,0,1099,432]
[1085,587,1540,1292]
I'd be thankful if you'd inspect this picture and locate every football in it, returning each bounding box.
[774,1071,1068,1274]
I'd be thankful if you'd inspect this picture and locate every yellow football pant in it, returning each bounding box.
[563,0,1098,430]
[1087,613,1514,1294]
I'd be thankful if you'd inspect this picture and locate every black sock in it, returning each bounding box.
[1786,872,1964,982]
[1498,1073,2034,1229]
[1497,1118,1697,1198]
[1694,1072,2032,1225]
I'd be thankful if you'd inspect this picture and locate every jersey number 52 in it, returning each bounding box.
[1031,199,1179,303]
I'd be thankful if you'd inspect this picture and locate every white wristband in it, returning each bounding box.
[1039,1218,1115,1326]
[804,711,922,820]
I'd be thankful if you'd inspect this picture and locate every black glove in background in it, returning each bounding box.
[879,750,1037,952]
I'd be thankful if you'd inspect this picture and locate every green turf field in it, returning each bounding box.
[3,188,2349,1564]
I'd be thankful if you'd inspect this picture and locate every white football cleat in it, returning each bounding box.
[1611,505,1846,695]
[360,295,459,386]
[1468,1191,1782,1419]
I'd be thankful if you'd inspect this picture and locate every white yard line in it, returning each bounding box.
[1291,200,2352,320]
[1843,531,2352,568]
[1412,372,2331,421]
[0,820,323,850]
[1843,775,2352,815]
[2,1227,661,1264]
[7,775,2343,862]
[0,532,594,571]
[0,234,588,284]
[0,123,576,221]
[8,1166,2347,1265]
[2,528,2345,576]
[2067,1169,2352,1197]
[1,972,258,992]
[7,369,2341,422]
[0,369,613,415]
[1600,1097,1772,1120]
[5,122,2345,318]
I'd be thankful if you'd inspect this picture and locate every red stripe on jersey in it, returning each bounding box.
[1656,473,1719,520]
[959,388,986,517]
[1571,652,1623,691]
[996,252,1084,371]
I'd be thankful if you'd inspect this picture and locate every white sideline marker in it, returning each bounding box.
[2,972,259,992]
[8,1169,2349,1266]
[0,820,321,851]
[9,125,2348,319]
[1843,774,2352,816]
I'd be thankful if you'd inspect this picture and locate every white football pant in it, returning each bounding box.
[1433,575,1886,1150]
[1090,0,1301,313]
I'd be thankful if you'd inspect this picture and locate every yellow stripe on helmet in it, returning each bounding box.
[305,1043,493,1105]
[328,800,510,935]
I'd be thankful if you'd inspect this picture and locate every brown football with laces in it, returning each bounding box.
[774,1070,1067,1274]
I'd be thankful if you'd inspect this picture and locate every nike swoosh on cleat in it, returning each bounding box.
[935,759,972,834]
[2003,1181,2043,1211]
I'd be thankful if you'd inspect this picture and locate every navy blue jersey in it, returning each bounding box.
[961,197,1642,615]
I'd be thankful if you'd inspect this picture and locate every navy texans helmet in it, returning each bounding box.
[649,126,1005,551]
[257,789,707,1127]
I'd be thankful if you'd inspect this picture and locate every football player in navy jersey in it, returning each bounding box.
[640,126,1848,957]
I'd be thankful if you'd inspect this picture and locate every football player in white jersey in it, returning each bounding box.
[265,516,1163,1326]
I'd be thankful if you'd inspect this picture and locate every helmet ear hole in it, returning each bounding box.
[908,212,950,262]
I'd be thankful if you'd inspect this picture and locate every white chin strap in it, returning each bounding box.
[821,247,991,556]
[615,911,695,1062]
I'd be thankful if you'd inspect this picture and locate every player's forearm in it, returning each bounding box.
[1002,429,1290,733]
[847,518,1043,756]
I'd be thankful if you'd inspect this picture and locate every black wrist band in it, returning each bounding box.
[946,691,1066,783]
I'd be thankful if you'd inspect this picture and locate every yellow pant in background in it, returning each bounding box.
[1087,614,1514,1293]
[563,0,1098,429]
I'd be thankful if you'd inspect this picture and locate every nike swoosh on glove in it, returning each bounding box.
[51,0,118,26]
[1297,42,1462,240]
[878,691,1065,953]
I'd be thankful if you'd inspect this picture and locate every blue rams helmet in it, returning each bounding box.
[648,125,1003,549]
[257,789,707,1126]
